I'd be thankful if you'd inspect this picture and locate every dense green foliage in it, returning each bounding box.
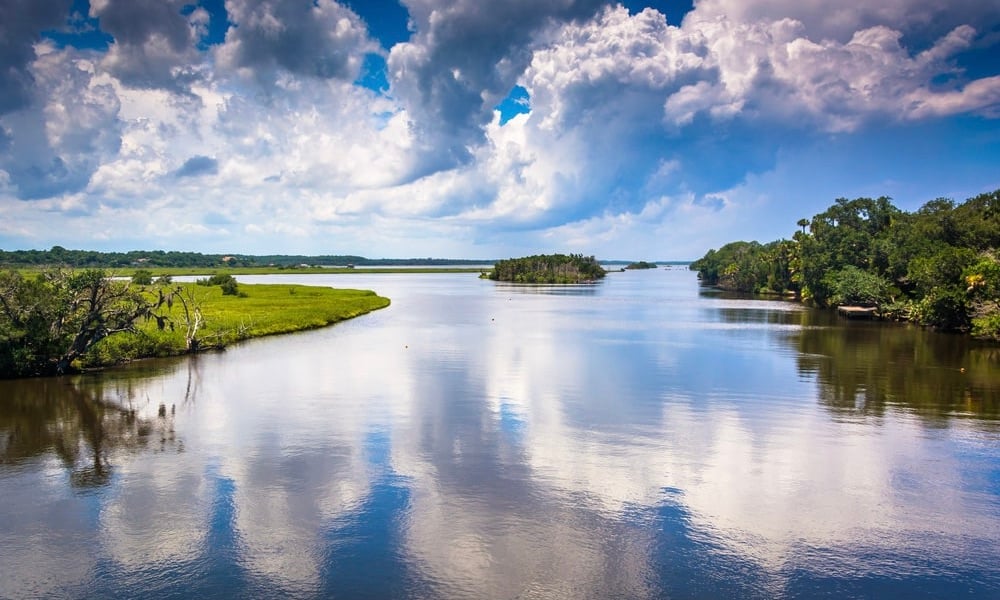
[487,254,606,283]
[131,269,154,285]
[0,269,154,376]
[197,273,241,296]
[691,190,1000,338]
[0,269,390,377]
[626,261,658,270]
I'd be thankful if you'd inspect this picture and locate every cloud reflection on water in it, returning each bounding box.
[1,271,998,597]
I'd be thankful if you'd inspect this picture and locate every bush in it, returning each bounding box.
[131,269,153,285]
[825,266,892,307]
[971,312,1000,341]
[912,287,970,330]
[196,273,240,295]
[220,279,239,296]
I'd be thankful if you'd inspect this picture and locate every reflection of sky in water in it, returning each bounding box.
[1,270,999,598]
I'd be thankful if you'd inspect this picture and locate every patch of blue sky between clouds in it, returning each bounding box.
[356,53,391,93]
[343,0,411,49]
[496,85,531,125]
[622,0,694,24]
[188,0,229,49]
[42,0,112,51]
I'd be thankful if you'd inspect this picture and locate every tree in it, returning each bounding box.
[150,285,204,352]
[0,269,156,376]
[800,196,900,304]
[825,266,892,308]
[690,188,1000,334]
[964,253,1000,340]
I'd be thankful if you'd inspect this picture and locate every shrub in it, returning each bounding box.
[220,279,239,296]
[131,269,153,285]
[825,266,892,307]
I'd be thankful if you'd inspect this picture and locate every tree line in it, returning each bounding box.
[690,189,1000,340]
[487,254,606,283]
[0,248,489,268]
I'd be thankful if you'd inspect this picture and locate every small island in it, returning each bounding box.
[625,261,658,270]
[484,253,606,283]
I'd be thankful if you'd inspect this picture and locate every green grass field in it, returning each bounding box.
[14,266,486,278]
[121,266,485,276]
[82,283,390,368]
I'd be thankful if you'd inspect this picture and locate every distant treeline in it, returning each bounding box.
[488,254,606,283]
[0,247,490,268]
[690,189,1000,339]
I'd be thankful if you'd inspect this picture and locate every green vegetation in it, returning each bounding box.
[0,247,489,269]
[131,269,154,285]
[0,269,157,377]
[85,283,389,369]
[691,190,1000,339]
[196,273,242,296]
[625,261,658,270]
[485,254,606,283]
[60,265,482,278]
[0,268,390,378]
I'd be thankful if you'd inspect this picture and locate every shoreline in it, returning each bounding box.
[77,282,392,373]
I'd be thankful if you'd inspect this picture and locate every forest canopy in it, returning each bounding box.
[626,261,658,270]
[487,254,606,283]
[690,190,1000,340]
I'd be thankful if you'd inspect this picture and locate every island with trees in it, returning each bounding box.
[626,261,658,270]
[0,268,389,378]
[485,254,606,283]
[690,189,1000,340]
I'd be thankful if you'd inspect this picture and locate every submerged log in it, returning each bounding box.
[837,306,878,319]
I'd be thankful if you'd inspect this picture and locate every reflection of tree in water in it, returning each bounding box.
[788,316,1000,424]
[0,373,184,489]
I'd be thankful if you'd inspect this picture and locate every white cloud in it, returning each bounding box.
[0,0,998,256]
[91,0,207,91]
[0,43,121,200]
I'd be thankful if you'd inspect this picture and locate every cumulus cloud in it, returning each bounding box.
[693,0,1000,45]
[217,0,377,85]
[439,2,1000,238]
[387,0,606,170]
[0,0,72,114]
[90,0,208,91]
[0,44,122,200]
[1,0,999,256]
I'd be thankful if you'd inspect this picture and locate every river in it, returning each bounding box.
[1,269,998,598]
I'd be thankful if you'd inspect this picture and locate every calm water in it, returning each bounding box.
[2,269,999,599]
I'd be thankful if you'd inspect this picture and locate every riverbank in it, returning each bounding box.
[81,282,390,368]
[14,266,486,277]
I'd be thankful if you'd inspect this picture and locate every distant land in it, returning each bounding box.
[0,247,690,268]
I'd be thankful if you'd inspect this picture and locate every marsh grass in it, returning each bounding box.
[82,283,389,368]
[133,266,483,276]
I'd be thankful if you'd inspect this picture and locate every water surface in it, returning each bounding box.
[2,269,998,598]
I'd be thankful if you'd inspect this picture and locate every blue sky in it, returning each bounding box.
[1,0,998,260]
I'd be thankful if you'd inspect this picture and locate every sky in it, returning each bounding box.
[0,0,998,260]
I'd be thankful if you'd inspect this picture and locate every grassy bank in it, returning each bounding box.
[133,266,485,276]
[15,266,486,277]
[82,283,390,368]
